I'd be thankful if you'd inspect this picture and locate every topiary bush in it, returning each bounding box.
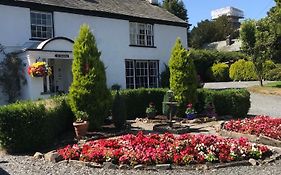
[0,96,74,153]
[112,91,127,129]
[169,38,198,117]
[68,24,112,130]
[229,59,258,81]
[209,62,230,82]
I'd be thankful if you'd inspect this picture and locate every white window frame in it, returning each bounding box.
[125,60,159,89]
[30,11,53,39]
[129,22,154,47]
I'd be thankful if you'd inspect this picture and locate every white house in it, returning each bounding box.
[0,0,188,104]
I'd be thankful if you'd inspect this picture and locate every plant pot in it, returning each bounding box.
[186,114,196,120]
[73,121,89,139]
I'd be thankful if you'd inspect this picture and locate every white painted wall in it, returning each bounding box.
[0,4,187,103]
[54,12,187,88]
[0,5,30,47]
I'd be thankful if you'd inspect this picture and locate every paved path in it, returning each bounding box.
[204,81,281,118]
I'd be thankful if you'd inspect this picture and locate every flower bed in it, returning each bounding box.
[57,132,271,166]
[224,116,281,141]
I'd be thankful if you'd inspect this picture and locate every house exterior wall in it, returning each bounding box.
[0,4,187,102]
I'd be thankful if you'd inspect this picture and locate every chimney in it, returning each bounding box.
[147,0,158,5]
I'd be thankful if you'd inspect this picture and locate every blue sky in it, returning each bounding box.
[181,0,276,28]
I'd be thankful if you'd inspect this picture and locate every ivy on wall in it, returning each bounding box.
[0,44,26,103]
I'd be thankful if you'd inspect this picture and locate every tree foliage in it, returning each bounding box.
[169,38,197,117]
[162,0,188,21]
[0,45,26,103]
[68,24,112,130]
[190,16,237,48]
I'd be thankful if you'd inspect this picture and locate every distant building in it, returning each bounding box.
[211,6,244,29]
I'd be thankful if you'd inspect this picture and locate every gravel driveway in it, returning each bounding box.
[204,81,281,118]
[0,154,281,175]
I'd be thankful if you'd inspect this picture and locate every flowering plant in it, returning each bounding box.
[185,103,195,115]
[57,132,271,165]
[224,115,281,141]
[27,62,52,77]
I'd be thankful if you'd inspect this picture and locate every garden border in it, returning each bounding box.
[219,122,281,148]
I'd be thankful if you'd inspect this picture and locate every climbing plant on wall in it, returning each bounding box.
[0,44,26,103]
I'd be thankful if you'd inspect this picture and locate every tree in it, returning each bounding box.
[190,16,236,48]
[0,45,26,103]
[240,19,269,86]
[68,24,112,130]
[169,38,197,117]
[162,0,188,21]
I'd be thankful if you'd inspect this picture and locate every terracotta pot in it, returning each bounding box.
[73,121,89,139]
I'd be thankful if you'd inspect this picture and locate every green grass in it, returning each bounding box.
[265,81,281,88]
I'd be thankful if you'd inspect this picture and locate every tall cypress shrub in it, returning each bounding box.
[68,24,112,130]
[169,38,198,117]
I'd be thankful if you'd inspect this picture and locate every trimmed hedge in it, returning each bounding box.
[117,88,166,119]
[196,89,251,118]
[0,96,74,153]
[116,88,250,119]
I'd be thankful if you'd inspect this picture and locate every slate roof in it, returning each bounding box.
[2,0,187,26]
[205,39,241,52]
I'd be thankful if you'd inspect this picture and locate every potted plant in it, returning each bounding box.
[146,102,157,119]
[73,111,89,139]
[27,61,52,77]
[185,103,196,120]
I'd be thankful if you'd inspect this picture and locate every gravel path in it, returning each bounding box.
[1,154,281,175]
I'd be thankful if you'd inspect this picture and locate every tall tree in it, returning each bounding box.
[169,38,197,117]
[162,0,188,21]
[190,16,236,48]
[68,24,112,130]
[240,20,269,86]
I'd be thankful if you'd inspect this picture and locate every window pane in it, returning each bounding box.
[30,11,53,39]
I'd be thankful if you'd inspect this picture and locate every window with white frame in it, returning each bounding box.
[130,22,154,46]
[125,60,159,89]
[30,11,53,39]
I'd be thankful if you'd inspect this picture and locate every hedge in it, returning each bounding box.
[189,49,248,82]
[209,63,230,82]
[116,88,250,119]
[0,96,74,153]
[229,59,258,81]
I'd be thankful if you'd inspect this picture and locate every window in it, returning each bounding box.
[130,22,154,47]
[125,60,159,89]
[30,11,53,39]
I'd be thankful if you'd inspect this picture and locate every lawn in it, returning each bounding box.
[247,81,281,96]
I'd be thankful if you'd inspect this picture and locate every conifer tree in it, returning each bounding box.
[169,38,197,117]
[68,24,112,129]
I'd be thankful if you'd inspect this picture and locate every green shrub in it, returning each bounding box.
[229,59,258,81]
[112,91,127,129]
[264,64,281,81]
[68,24,112,130]
[116,88,250,120]
[210,63,230,82]
[117,88,166,119]
[169,39,198,117]
[0,96,74,153]
[196,88,250,118]
[190,49,248,82]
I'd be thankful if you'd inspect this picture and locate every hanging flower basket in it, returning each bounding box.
[27,62,52,77]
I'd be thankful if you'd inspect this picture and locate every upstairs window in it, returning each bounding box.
[130,22,154,47]
[30,11,53,39]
